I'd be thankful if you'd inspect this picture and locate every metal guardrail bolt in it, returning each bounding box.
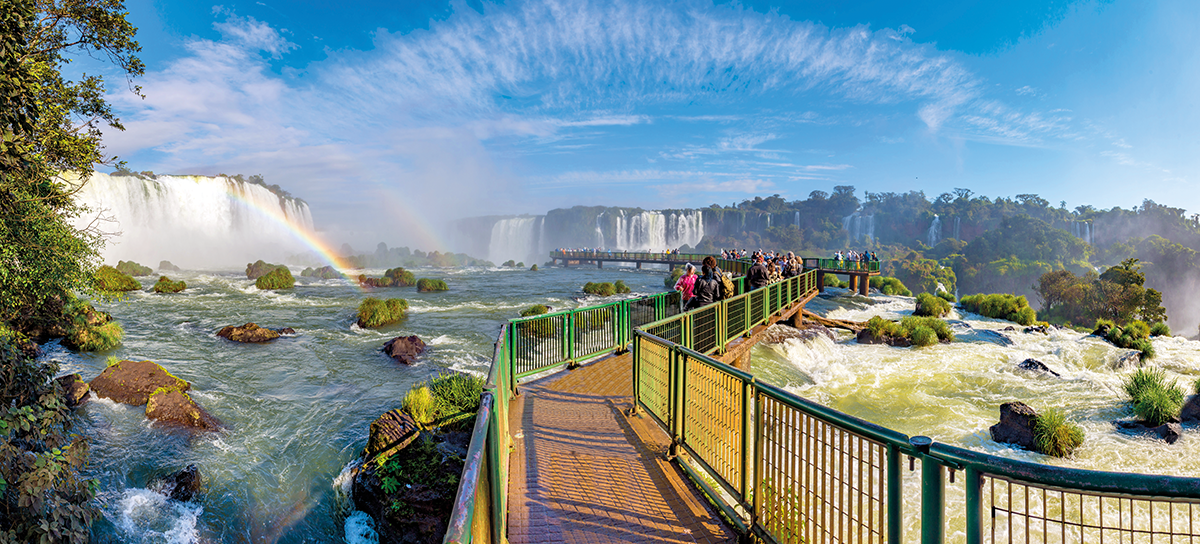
[909,456,915,472]
[949,468,955,483]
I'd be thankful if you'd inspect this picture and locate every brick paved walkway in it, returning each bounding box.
[508,353,736,544]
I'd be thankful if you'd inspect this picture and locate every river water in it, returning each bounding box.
[43,266,1200,542]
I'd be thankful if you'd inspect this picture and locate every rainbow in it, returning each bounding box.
[223,184,355,273]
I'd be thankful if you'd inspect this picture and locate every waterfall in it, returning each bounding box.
[1071,221,1092,245]
[488,217,542,265]
[72,173,315,269]
[842,212,875,243]
[794,211,800,226]
[953,217,961,240]
[608,210,703,251]
[928,215,942,247]
[595,212,605,248]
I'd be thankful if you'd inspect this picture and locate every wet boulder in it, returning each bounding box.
[89,360,189,406]
[216,323,294,343]
[1181,396,1200,422]
[1024,324,1051,335]
[364,409,420,464]
[145,389,222,431]
[383,335,427,365]
[56,373,90,407]
[1017,358,1061,378]
[1114,420,1184,445]
[151,464,203,502]
[855,328,912,347]
[990,402,1039,451]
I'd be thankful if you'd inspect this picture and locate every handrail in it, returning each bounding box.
[450,251,1200,544]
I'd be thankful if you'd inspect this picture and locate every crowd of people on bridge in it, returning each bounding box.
[834,250,879,263]
[554,248,685,257]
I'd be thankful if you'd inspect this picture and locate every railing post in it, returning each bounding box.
[631,330,641,416]
[740,378,754,502]
[914,436,944,544]
[965,467,982,544]
[565,312,575,365]
[887,444,903,544]
[669,347,685,457]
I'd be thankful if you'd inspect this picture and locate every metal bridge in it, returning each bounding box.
[441,254,1200,544]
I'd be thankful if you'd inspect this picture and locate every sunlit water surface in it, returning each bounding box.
[45,270,1200,542]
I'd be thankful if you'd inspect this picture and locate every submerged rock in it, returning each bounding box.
[855,329,912,347]
[1017,358,1061,378]
[216,323,294,343]
[56,373,90,407]
[383,335,427,365]
[990,402,1038,451]
[1114,420,1184,444]
[1181,396,1200,422]
[151,464,203,502]
[146,389,222,431]
[89,360,189,406]
[1024,324,1051,335]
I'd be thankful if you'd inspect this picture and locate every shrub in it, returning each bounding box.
[402,385,435,427]
[665,268,684,288]
[357,297,409,328]
[95,265,140,292]
[428,372,484,420]
[256,267,295,290]
[68,320,124,352]
[910,325,938,347]
[614,280,631,294]
[936,290,956,303]
[899,316,954,342]
[1097,320,1154,360]
[823,273,841,287]
[520,304,549,317]
[385,267,416,286]
[301,267,313,277]
[959,293,1036,325]
[416,278,448,292]
[583,282,616,297]
[1126,320,1151,339]
[530,264,539,271]
[303,265,342,280]
[153,276,186,293]
[1033,408,1084,457]
[502,260,516,267]
[914,292,951,318]
[1150,322,1171,337]
[869,276,912,296]
[865,315,902,339]
[1124,367,1184,426]
[115,260,152,276]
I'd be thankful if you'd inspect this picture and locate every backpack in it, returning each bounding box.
[719,271,736,299]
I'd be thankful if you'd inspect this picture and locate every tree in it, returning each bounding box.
[1,0,142,539]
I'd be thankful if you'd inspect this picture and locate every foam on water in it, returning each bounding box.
[112,488,202,544]
[344,511,380,544]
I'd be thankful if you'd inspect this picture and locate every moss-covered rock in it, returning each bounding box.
[116,260,153,276]
[305,265,342,280]
[520,304,549,317]
[357,298,409,328]
[146,389,222,431]
[530,264,538,271]
[245,259,287,280]
[416,278,448,292]
[914,292,951,317]
[255,267,295,290]
[153,276,187,293]
[62,299,123,351]
[583,282,616,297]
[216,322,294,343]
[88,359,189,406]
[360,267,415,288]
[95,265,141,292]
[614,280,631,294]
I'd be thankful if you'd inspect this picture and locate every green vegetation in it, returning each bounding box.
[301,265,342,280]
[1150,322,1171,337]
[62,299,123,352]
[401,386,435,427]
[1194,378,1200,396]
[665,267,684,288]
[1033,408,1084,458]
[399,372,485,430]
[1094,319,1155,360]
[583,282,617,297]
[936,291,956,303]
[245,259,288,280]
[0,0,142,533]
[1036,259,1167,329]
[823,274,848,288]
[416,278,448,292]
[863,315,954,347]
[375,435,461,517]
[520,304,550,317]
[869,276,912,296]
[1123,367,1184,426]
[614,280,631,294]
[530,264,539,271]
[959,293,1037,325]
[115,260,152,276]
[94,265,141,292]
[913,292,951,318]
[356,298,409,328]
[255,267,295,290]
[152,276,186,293]
[359,267,416,288]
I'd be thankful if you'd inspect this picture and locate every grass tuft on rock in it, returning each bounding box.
[583,282,616,297]
[255,267,295,290]
[909,325,938,347]
[95,265,141,292]
[1033,408,1084,457]
[1095,319,1155,360]
[913,292,951,317]
[357,297,409,328]
[959,293,1036,325]
[1124,367,1183,426]
[416,278,448,292]
[152,276,186,293]
[401,386,435,427]
[520,304,549,317]
[1150,322,1171,337]
[614,280,631,294]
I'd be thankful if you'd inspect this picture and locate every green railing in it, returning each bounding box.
[804,257,881,273]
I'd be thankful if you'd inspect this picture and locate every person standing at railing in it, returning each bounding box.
[688,257,726,309]
[674,263,697,308]
[746,254,770,291]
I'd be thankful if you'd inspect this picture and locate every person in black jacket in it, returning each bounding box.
[746,254,770,291]
[688,264,726,309]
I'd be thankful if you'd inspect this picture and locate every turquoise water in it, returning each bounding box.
[45,264,673,543]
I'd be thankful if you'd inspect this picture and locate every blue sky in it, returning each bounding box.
[94,0,1200,247]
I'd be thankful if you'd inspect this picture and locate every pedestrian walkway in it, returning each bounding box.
[507,352,736,544]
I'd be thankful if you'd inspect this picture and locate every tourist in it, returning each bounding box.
[674,263,697,307]
[689,257,726,309]
[747,254,770,290]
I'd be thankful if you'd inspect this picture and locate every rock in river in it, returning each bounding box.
[383,335,427,365]
[217,322,295,343]
[989,402,1039,451]
[56,373,90,407]
[146,389,223,431]
[151,464,203,502]
[1017,358,1061,377]
[89,360,189,406]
